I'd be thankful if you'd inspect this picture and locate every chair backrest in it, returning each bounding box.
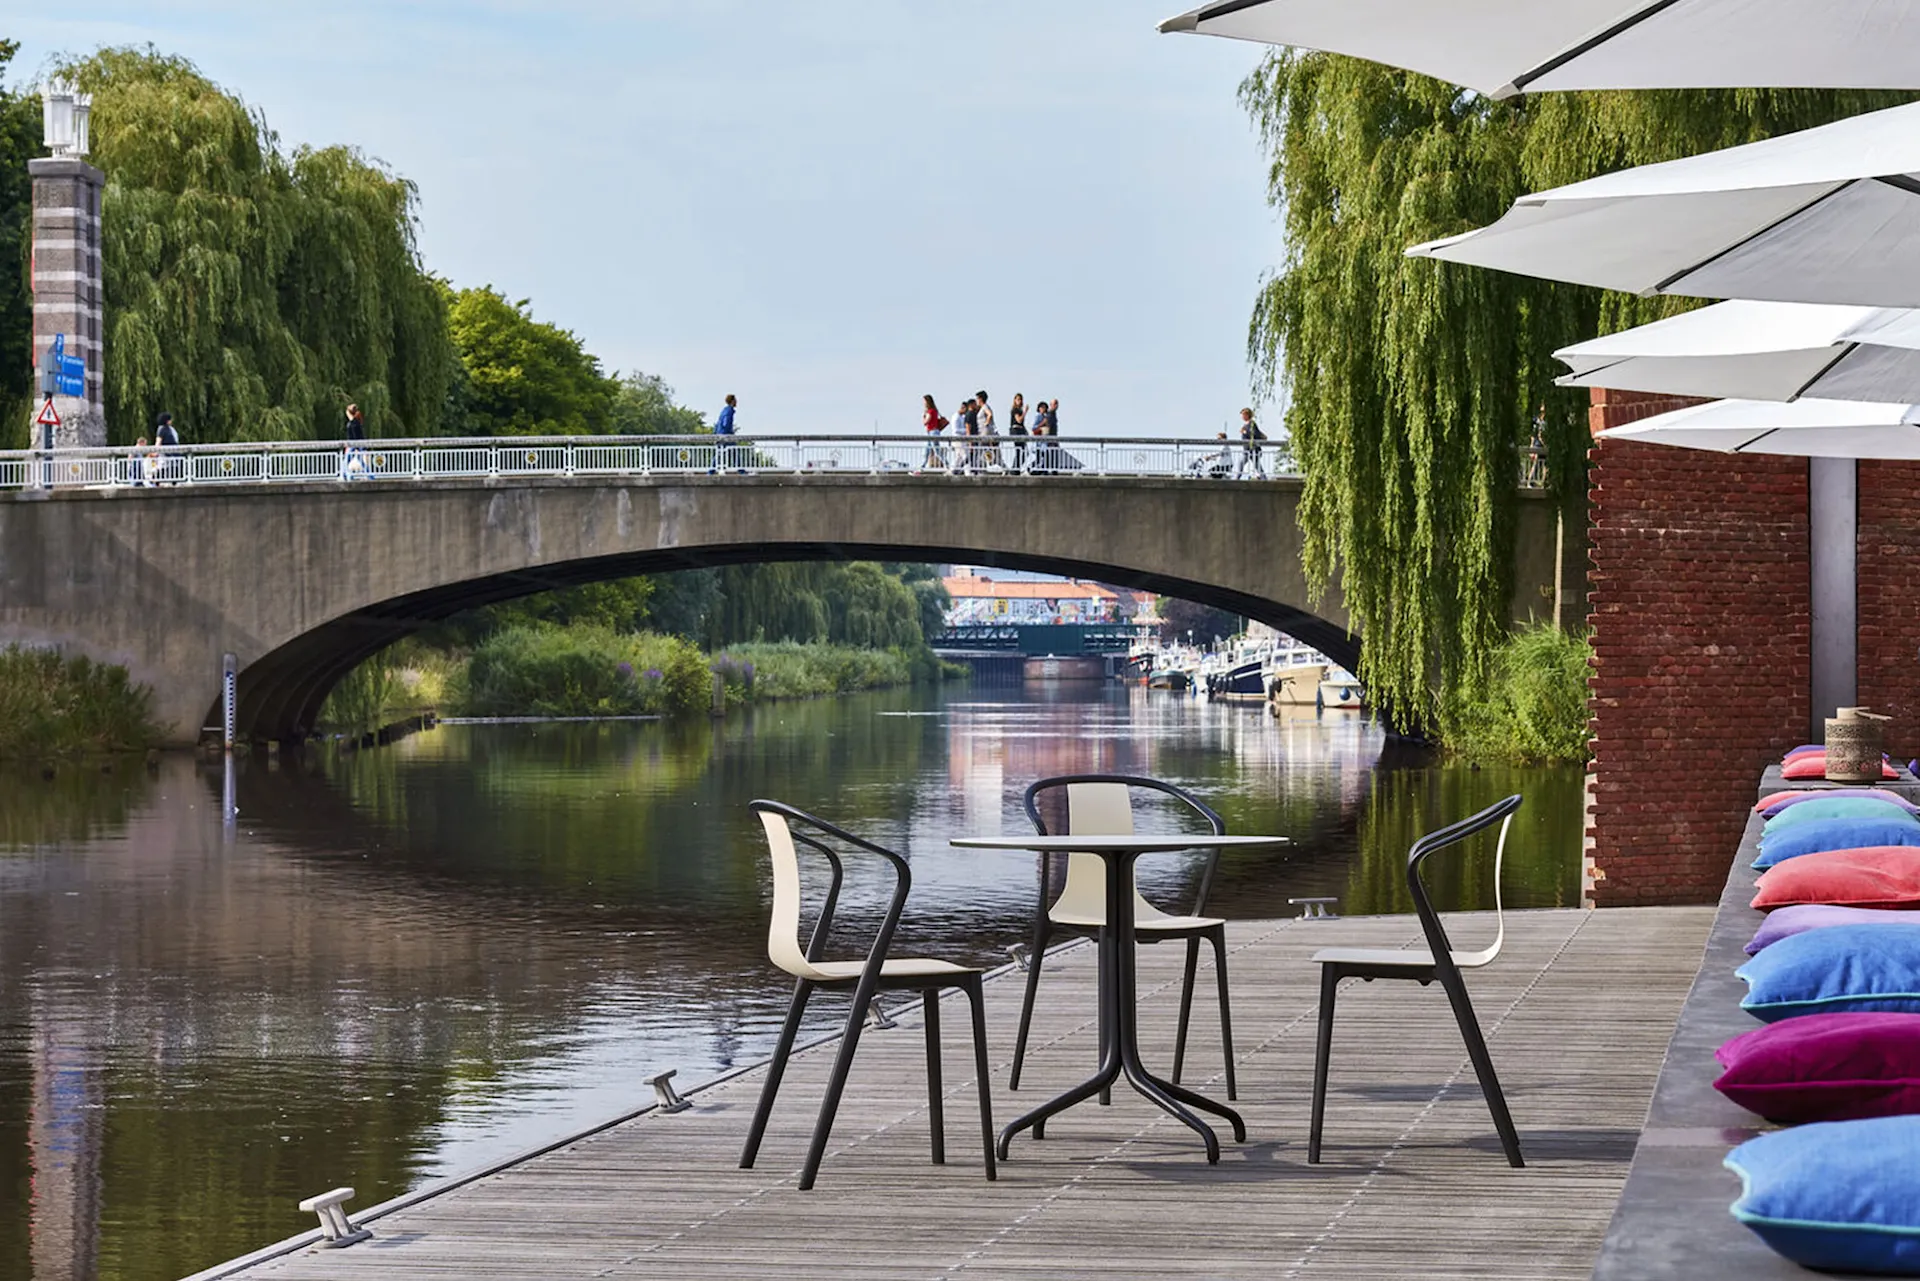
[1023,775,1227,920]
[1406,794,1523,971]
[751,801,910,984]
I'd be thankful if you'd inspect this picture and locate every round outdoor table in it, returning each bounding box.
[951,833,1288,1162]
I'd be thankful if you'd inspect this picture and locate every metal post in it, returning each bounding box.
[222,652,237,752]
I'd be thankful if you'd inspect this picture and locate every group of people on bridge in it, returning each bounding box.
[919,391,1062,475]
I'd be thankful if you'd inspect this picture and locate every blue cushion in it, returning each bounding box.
[1739,925,1920,1022]
[1756,816,1920,870]
[1765,798,1920,833]
[1726,1116,1920,1272]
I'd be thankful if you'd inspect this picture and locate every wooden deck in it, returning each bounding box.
[199,906,1713,1281]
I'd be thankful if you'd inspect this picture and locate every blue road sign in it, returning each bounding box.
[56,353,84,398]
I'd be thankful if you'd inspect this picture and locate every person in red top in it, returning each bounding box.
[920,394,948,472]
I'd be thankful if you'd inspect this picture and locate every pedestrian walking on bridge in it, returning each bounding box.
[154,412,182,484]
[1236,407,1267,479]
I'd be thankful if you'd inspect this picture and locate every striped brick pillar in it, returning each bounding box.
[29,157,106,448]
[1585,389,1810,906]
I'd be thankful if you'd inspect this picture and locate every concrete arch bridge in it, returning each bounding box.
[0,436,1578,744]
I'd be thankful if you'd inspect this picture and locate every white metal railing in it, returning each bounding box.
[0,434,1546,493]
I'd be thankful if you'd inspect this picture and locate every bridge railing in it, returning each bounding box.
[0,434,1547,492]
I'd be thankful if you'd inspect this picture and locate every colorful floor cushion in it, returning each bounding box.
[1764,798,1920,832]
[1716,1013,1920,1122]
[1753,848,1920,911]
[1784,745,1826,760]
[1726,1115,1920,1273]
[1738,924,1920,1022]
[1783,752,1901,781]
[1755,816,1920,870]
[1758,789,1920,818]
[1748,904,1920,955]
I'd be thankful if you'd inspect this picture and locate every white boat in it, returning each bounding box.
[1266,662,1328,706]
[1318,670,1366,710]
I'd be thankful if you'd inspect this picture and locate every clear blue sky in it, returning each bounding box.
[13,3,1279,438]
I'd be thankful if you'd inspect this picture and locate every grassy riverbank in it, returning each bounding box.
[320,629,961,730]
[1438,625,1593,766]
[0,645,161,757]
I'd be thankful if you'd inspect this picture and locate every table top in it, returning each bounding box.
[950,834,1288,853]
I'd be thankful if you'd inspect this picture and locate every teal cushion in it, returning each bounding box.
[1765,797,1920,832]
[1727,1116,1920,1272]
[1738,925,1920,1022]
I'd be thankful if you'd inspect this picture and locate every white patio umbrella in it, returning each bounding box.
[1157,0,1920,99]
[1556,301,1920,403]
[1405,100,1920,308]
[1600,396,1920,459]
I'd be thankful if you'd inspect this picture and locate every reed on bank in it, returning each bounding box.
[1438,624,1593,766]
[0,645,161,757]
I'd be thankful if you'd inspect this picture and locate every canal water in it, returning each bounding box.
[0,683,1584,1281]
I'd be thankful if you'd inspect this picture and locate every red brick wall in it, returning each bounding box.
[1586,390,1810,906]
[1858,462,1920,759]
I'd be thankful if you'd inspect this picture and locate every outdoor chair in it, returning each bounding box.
[1011,775,1237,1099]
[1307,794,1525,1167]
[738,800,996,1191]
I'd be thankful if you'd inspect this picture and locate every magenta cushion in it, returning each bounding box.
[1748,904,1920,955]
[1716,1013,1920,1123]
[1783,754,1900,781]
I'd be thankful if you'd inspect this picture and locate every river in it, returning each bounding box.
[0,682,1584,1280]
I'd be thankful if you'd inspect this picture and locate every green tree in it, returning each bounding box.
[442,284,615,435]
[1240,57,1907,727]
[609,371,707,435]
[0,40,40,448]
[61,46,452,444]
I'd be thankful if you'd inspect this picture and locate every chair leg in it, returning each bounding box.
[963,976,997,1181]
[741,978,812,1170]
[1308,964,1338,1164]
[1209,927,1236,1102]
[1437,970,1525,1168]
[1172,935,1201,1086]
[924,990,945,1165]
[800,985,873,1191]
[1009,920,1051,1091]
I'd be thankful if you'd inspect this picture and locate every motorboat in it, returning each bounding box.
[1318,670,1366,710]
[1266,662,1328,706]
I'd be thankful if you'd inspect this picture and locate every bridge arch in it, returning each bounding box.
[240,539,1362,740]
[0,473,1568,744]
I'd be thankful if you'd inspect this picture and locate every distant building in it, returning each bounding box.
[942,568,1133,626]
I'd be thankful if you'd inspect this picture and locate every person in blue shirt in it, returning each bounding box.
[713,394,739,472]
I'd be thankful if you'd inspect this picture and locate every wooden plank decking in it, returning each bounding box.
[200,906,1713,1281]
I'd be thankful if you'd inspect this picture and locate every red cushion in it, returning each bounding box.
[1782,754,1899,781]
[1716,1013,1920,1123]
[1753,847,1920,911]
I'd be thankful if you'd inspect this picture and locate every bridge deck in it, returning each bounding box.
[198,905,1712,1281]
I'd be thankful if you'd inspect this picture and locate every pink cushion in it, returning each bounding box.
[1753,847,1920,911]
[1783,754,1899,781]
[1716,1013,1920,1123]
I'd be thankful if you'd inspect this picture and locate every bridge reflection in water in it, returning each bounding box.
[0,686,1584,1281]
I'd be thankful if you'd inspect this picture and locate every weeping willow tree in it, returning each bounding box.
[1241,54,1908,729]
[61,47,451,443]
[0,40,42,448]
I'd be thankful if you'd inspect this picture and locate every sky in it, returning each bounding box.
[11,2,1280,439]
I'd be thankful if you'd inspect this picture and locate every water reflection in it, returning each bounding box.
[0,685,1582,1281]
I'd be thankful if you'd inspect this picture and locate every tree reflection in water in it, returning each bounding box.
[0,685,1581,1280]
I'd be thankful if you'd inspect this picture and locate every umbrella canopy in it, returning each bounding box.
[1556,301,1920,402]
[1157,0,1920,99]
[1406,100,1920,308]
[1600,396,1920,458]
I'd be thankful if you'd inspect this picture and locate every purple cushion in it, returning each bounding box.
[1761,790,1920,819]
[1748,904,1920,955]
[1716,1013,1920,1123]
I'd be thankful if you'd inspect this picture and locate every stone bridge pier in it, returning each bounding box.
[0,475,1579,745]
